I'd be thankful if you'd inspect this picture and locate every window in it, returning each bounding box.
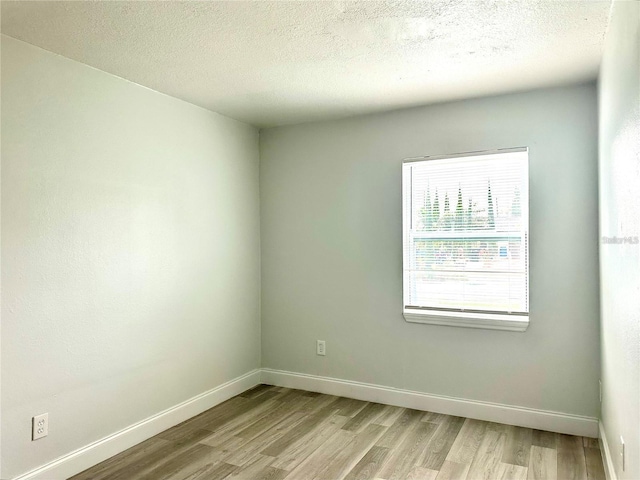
[402,148,529,331]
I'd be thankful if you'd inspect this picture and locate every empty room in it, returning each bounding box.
[1,1,638,479]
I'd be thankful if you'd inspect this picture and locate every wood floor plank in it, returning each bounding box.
[344,446,390,480]
[313,425,386,480]
[235,396,312,440]
[436,460,470,480]
[378,421,439,479]
[465,431,507,480]
[172,428,215,449]
[201,397,284,446]
[273,388,309,403]
[223,412,307,466]
[241,384,275,399]
[496,462,528,480]
[226,454,273,478]
[406,466,439,480]
[181,461,239,480]
[70,438,171,480]
[195,395,249,421]
[260,397,344,457]
[314,423,386,480]
[583,437,600,449]
[78,438,204,480]
[301,391,322,397]
[502,426,533,467]
[209,435,247,458]
[136,443,224,480]
[585,446,606,480]
[557,434,587,480]
[71,388,605,480]
[372,405,405,427]
[283,428,355,480]
[531,429,557,449]
[333,397,370,417]
[375,408,423,449]
[200,396,272,433]
[342,402,387,432]
[252,466,290,480]
[251,390,283,402]
[486,422,509,434]
[527,446,557,480]
[269,414,350,471]
[418,416,466,470]
[156,420,212,443]
[446,418,488,465]
[422,412,449,424]
[296,392,341,413]
[157,397,248,441]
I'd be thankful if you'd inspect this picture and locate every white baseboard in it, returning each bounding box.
[13,368,599,480]
[599,421,618,480]
[261,368,599,438]
[13,369,261,480]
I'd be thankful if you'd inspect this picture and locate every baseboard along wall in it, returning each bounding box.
[12,369,262,480]
[599,421,618,480]
[12,367,601,480]
[261,368,599,438]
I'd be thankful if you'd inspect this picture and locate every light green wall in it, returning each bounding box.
[598,1,640,478]
[260,83,600,417]
[1,36,261,478]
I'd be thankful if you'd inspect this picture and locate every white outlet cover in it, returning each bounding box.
[317,340,326,356]
[32,413,48,440]
[599,380,602,403]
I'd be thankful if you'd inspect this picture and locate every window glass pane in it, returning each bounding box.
[403,150,529,315]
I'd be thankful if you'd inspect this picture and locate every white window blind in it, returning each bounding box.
[402,148,529,320]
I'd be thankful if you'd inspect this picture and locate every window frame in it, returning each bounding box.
[401,147,530,332]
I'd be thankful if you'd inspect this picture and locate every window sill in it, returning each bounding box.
[403,308,529,332]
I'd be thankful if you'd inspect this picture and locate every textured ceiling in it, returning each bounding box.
[1,1,612,127]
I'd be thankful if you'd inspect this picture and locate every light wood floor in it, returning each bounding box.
[71,385,605,480]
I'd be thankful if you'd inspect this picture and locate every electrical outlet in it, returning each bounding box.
[599,380,602,403]
[620,436,625,471]
[32,413,48,441]
[316,340,326,356]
